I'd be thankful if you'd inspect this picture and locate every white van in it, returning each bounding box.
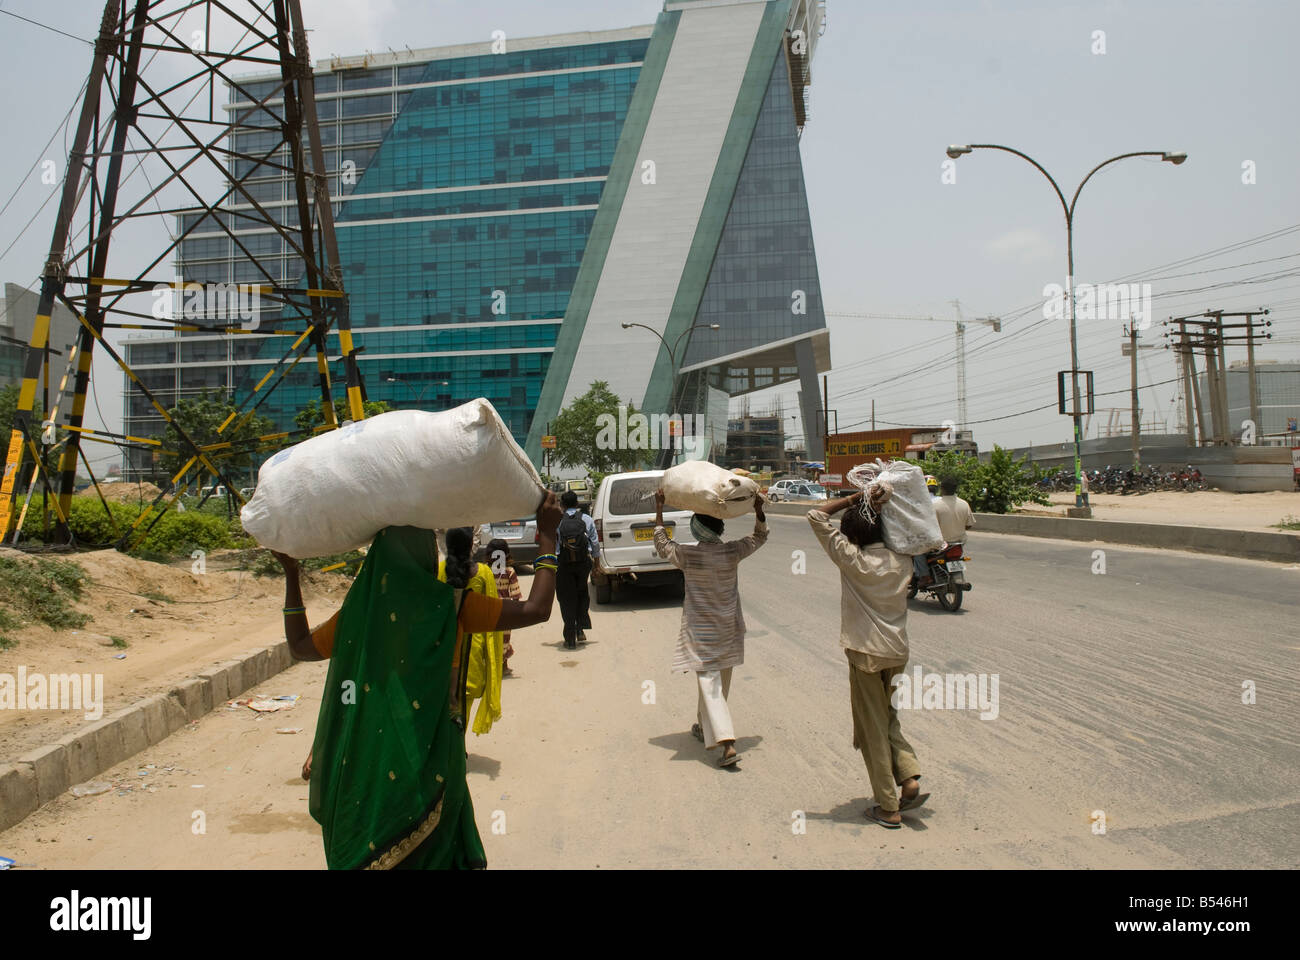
[589,469,695,604]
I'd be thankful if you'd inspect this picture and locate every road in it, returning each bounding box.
[3,515,1297,868]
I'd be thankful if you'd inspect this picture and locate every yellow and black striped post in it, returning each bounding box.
[0,292,54,535]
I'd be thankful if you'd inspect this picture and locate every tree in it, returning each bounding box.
[294,396,391,433]
[0,384,57,489]
[968,445,1050,514]
[1,383,44,436]
[551,380,648,474]
[158,390,275,487]
[905,446,1048,514]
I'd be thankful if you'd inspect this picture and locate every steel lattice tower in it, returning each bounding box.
[0,0,364,547]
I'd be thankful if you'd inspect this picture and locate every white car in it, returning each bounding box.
[589,469,696,603]
[784,482,829,501]
[766,478,801,502]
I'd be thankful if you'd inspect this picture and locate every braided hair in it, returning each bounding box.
[443,526,476,590]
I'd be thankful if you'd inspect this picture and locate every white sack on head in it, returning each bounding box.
[240,400,543,558]
[661,459,760,519]
[848,459,943,555]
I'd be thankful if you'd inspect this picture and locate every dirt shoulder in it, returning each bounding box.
[0,547,348,764]
[1015,489,1300,532]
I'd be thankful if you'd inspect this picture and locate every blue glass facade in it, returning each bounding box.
[124,34,648,464]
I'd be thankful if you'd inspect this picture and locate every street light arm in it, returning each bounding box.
[621,321,669,350]
[967,143,1070,223]
[671,323,700,362]
[1069,151,1168,218]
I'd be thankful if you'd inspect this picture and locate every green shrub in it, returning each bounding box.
[19,496,247,557]
[136,509,233,555]
[0,555,91,646]
[18,497,139,546]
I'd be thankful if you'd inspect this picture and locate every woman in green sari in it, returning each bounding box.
[273,491,562,870]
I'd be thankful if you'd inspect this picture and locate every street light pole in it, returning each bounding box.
[620,321,720,466]
[945,144,1186,512]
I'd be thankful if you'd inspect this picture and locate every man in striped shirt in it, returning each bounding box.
[653,490,768,767]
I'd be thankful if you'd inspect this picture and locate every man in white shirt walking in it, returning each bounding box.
[653,490,767,768]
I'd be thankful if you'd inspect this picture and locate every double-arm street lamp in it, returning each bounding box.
[386,375,449,407]
[621,321,720,466]
[945,144,1187,511]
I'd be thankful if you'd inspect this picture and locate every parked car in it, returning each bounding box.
[589,469,694,603]
[784,482,829,501]
[476,517,540,566]
[766,478,801,502]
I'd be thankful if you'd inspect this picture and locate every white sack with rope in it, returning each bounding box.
[661,459,760,519]
[847,459,944,555]
[240,400,544,557]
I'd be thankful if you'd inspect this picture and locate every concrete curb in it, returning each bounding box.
[0,640,295,834]
[972,513,1300,563]
[760,501,1300,563]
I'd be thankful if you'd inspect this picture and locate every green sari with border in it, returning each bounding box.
[308,526,486,870]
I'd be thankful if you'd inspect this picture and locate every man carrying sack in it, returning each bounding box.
[555,489,599,649]
[652,489,767,767]
[807,481,929,828]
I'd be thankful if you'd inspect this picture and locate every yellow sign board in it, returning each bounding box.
[541,436,557,449]
[827,439,902,457]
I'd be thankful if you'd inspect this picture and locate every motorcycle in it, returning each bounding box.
[908,542,972,611]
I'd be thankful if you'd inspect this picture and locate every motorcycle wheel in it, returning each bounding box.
[907,578,918,599]
[936,581,963,611]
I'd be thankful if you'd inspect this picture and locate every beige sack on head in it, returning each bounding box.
[661,459,760,519]
[240,399,543,557]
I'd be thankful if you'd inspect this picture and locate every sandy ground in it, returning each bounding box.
[3,518,1295,869]
[1018,490,1300,532]
[0,547,349,762]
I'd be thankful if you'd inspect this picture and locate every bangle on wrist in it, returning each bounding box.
[283,606,306,615]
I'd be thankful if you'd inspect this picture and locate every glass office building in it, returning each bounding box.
[123,0,830,478]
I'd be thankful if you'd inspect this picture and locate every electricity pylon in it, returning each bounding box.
[1,0,363,546]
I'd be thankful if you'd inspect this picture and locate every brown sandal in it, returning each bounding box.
[866,805,902,829]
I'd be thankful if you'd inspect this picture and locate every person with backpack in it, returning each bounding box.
[554,489,599,649]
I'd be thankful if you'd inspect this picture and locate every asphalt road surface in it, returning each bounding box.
[3,515,1296,868]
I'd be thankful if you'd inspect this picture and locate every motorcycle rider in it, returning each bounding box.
[933,475,974,550]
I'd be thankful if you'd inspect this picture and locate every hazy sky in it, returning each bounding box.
[1,0,1296,469]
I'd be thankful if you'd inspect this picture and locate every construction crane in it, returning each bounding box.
[826,301,1001,429]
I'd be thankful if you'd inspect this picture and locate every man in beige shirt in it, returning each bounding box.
[808,487,929,828]
[932,475,975,545]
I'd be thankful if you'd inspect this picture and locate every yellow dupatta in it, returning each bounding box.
[438,561,504,735]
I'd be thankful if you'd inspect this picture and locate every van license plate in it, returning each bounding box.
[635,527,668,542]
